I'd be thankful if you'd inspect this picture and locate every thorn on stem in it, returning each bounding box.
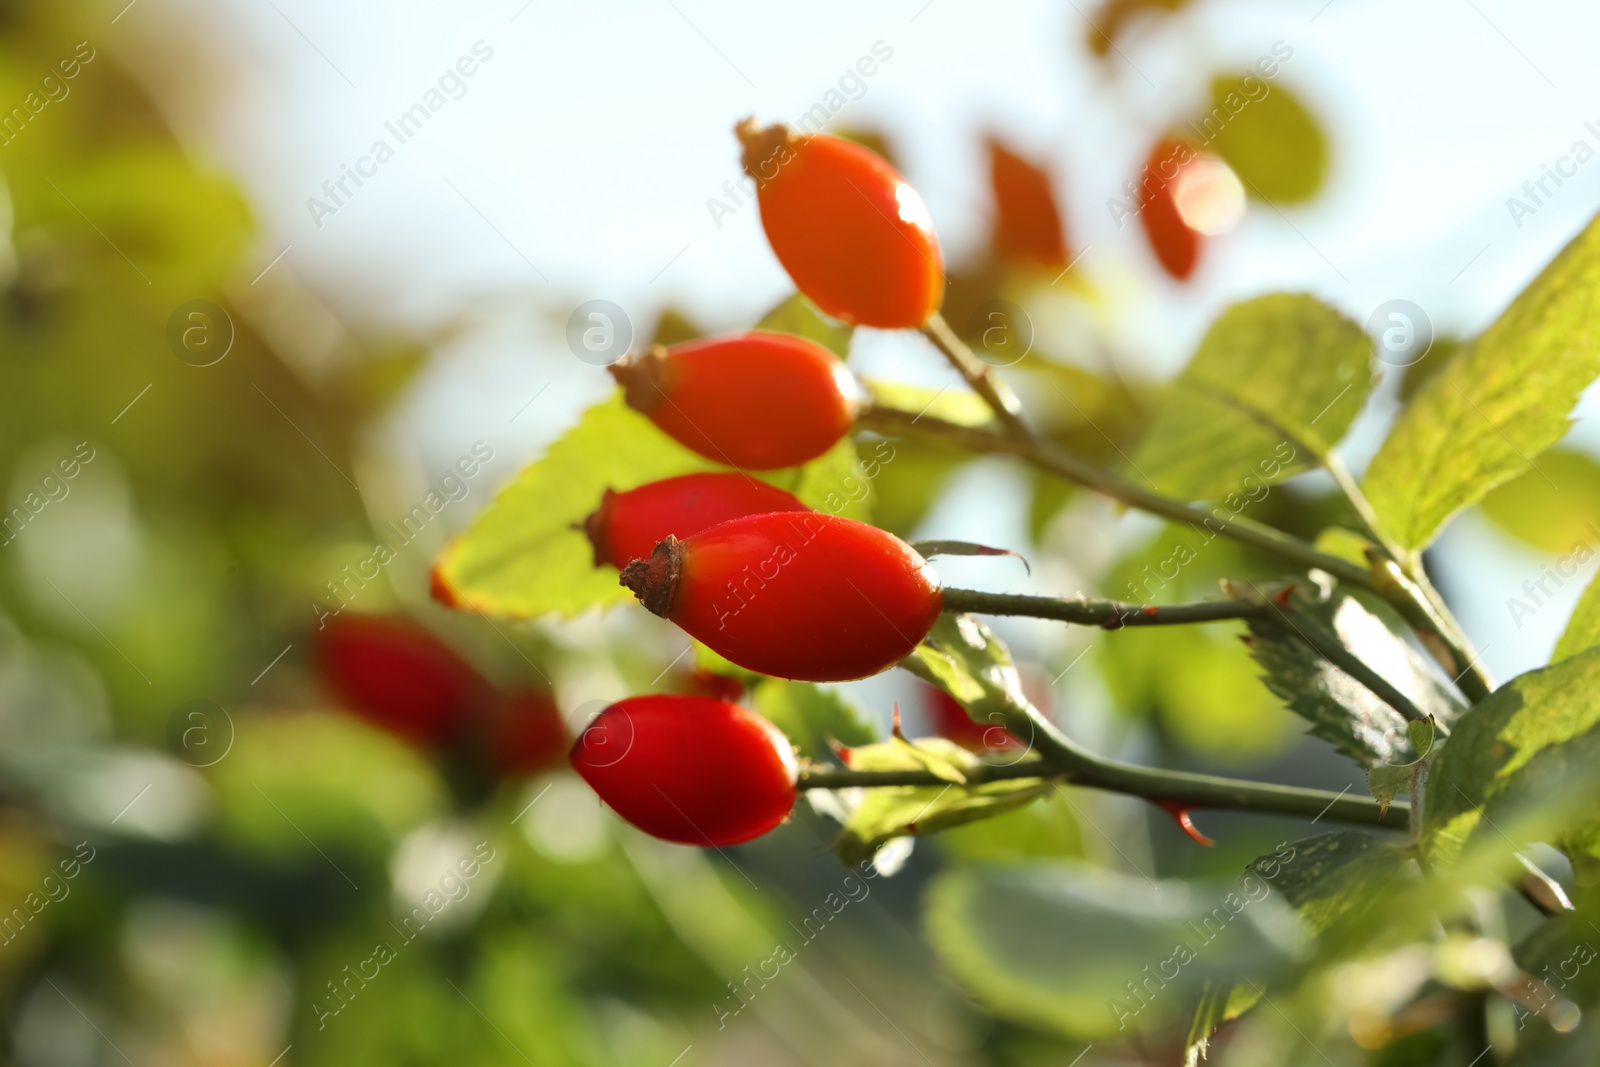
[1156,800,1215,846]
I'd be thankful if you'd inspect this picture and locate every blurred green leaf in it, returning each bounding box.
[924,862,1299,1040]
[1424,646,1600,869]
[754,291,852,359]
[862,379,996,428]
[753,679,874,760]
[1204,75,1328,204]
[1365,210,1600,551]
[1242,578,1464,768]
[433,395,867,619]
[1479,447,1600,555]
[937,790,1083,864]
[211,711,445,864]
[1132,294,1371,501]
[1555,567,1600,664]
[649,305,703,347]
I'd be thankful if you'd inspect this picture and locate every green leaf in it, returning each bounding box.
[1246,831,1410,938]
[753,680,875,760]
[904,614,1037,742]
[834,760,1052,868]
[1366,718,1435,815]
[754,291,852,359]
[1364,210,1600,551]
[1242,578,1465,767]
[1423,646,1600,868]
[1132,294,1372,501]
[433,395,868,619]
[1479,447,1600,555]
[862,379,996,428]
[1204,75,1328,204]
[1556,567,1600,664]
[923,862,1300,1040]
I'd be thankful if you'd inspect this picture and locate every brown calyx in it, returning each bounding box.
[607,344,670,414]
[579,488,616,567]
[618,535,684,618]
[735,116,798,182]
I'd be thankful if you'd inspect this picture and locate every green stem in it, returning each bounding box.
[860,403,1375,590]
[797,760,1053,790]
[941,585,1429,727]
[895,656,1408,830]
[1326,453,1494,700]
[941,587,1262,628]
[919,313,1031,438]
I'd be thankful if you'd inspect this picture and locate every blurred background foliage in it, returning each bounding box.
[1,0,1597,1064]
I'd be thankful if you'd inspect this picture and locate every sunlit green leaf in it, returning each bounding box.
[1365,210,1600,551]
[1424,646,1600,868]
[754,291,852,359]
[1204,75,1328,204]
[432,394,867,619]
[753,679,874,759]
[1132,294,1371,501]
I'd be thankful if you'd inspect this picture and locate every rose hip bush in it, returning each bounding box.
[424,118,1600,1064]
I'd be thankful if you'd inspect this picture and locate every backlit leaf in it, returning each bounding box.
[1133,294,1372,501]
[1365,210,1600,551]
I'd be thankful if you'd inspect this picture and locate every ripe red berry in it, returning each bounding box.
[737,119,944,329]
[920,685,1021,752]
[311,613,487,746]
[619,512,943,682]
[570,694,797,846]
[987,136,1069,269]
[582,473,807,569]
[1138,139,1203,281]
[609,333,857,470]
[488,690,568,776]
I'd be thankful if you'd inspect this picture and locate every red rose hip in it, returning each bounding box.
[610,332,857,470]
[738,119,944,328]
[311,613,487,746]
[583,473,807,569]
[619,512,944,682]
[571,694,797,846]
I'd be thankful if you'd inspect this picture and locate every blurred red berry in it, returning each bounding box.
[920,685,1020,752]
[488,690,569,776]
[311,614,487,747]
